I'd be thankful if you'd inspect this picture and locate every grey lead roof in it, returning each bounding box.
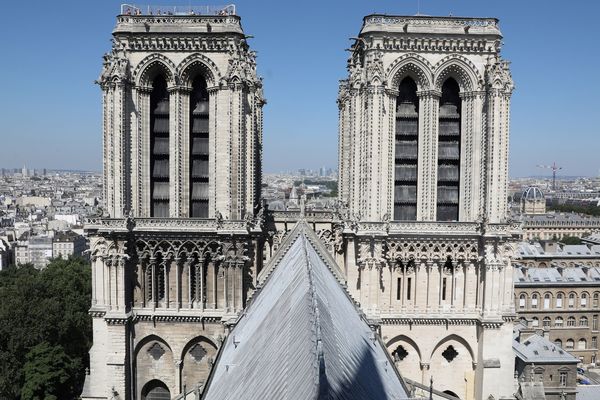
[513,332,578,364]
[202,222,409,400]
[514,266,600,285]
[575,385,600,400]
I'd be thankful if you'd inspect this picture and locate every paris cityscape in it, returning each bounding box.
[1,1,600,400]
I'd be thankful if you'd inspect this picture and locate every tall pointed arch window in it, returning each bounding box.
[394,77,419,220]
[189,76,209,217]
[150,76,170,217]
[437,78,461,221]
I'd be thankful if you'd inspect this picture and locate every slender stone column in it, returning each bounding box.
[164,260,170,308]
[416,90,441,220]
[141,261,147,308]
[150,258,157,310]
[106,257,113,310]
[137,86,152,217]
[209,86,223,218]
[91,256,97,306]
[177,87,191,217]
[175,258,181,310]
[168,86,180,217]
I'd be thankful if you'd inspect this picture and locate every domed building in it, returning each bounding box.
[522,186,546,214]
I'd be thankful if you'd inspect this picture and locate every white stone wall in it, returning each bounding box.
[337,15,517,400]
[338,16,514,224]
[99,15,265,220]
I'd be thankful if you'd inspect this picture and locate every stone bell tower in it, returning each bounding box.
[337,15,517,400]
[82,5,266,400]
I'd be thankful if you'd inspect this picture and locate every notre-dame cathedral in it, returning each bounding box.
[82,6,517,400]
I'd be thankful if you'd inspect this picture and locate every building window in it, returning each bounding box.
[436,78,461,221]
[393,345,409,362]
[189,75,210,217]
[442,278,447,301]
[582,293,588,308]
[569,293,576,308]
[578,338,587,350]
[592,337,597,349]
[406,277,412,301]
[531,294,538,309]
[556,293,563,308]
[580,317,589,327]
[396,278,402,301]
[559,372,567,387]
[543,317,551,328]
[567,316,576,327]
[544,293,551,309]
[554,339,562,347]
[565,339,574,350]
[555,317,564,327]
[594,315,598,331]
[150,75,170,217]
[394,77,419,221]
[442,345,459,362]
[532,317,539,327]
[594,292,599,308]
[519,294,526,309]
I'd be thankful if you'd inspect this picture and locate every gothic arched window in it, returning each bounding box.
[189,76,210,217]
[437,78,461,221]
[142,379,170,400]
[150,75,170,217]
[394,77,419,220]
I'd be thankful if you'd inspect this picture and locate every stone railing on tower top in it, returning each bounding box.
[120,4,236,16]
[360,14,501,36]
[114,4,242,33]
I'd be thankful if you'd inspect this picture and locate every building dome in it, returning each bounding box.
[523,186,544,201]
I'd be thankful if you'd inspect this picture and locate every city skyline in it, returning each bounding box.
[1,0,599,176]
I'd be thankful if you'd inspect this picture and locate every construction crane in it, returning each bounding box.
[537,162,563,191]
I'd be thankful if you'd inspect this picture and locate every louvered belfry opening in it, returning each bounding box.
[394,77,419,221]
[189,76,209,218]
[150,75,170,217]
[437,78,461,221]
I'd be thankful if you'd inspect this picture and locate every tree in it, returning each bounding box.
[560,236,581,245]
[21,343,79,400]
[0,257,91,399]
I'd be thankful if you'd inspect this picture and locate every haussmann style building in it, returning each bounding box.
[82,5,519,400]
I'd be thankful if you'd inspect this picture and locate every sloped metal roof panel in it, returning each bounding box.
[203,223,409,400]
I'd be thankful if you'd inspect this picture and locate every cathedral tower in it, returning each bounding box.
[83,5,265,399]
[337,15,517,400]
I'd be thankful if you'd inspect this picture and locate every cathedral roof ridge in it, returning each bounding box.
[202,224,409,400]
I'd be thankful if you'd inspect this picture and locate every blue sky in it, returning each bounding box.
[1,0,599,176]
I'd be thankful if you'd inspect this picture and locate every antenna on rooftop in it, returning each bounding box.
[417,0,421,15]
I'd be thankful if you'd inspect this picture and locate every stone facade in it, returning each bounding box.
[513,328,578,400]
[521,213,600,241]
[515,266,600,365]
[336,15,517,400]
[82,8,265,400]
[84,9,520,400]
